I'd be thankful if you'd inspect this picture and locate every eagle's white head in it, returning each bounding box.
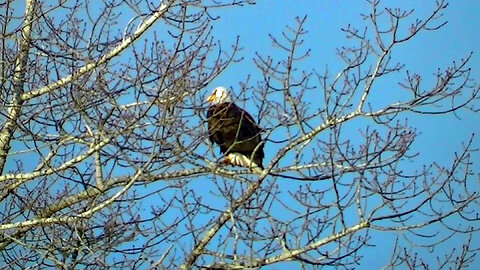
[206,86,232,104]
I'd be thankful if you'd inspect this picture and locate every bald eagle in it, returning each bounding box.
[206,86,264,169]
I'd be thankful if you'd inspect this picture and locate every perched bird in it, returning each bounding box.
[206,86,264,169]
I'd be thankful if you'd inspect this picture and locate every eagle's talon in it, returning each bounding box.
[220,155,234,166]
[222,154,238,167]
[222,155,232,165]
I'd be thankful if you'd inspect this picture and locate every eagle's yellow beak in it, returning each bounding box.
[206,93,215,103]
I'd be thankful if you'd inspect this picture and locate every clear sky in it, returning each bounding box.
[200,1,480,268]
[205,0,480,166]
[102,1,480,268]
[5,0,479,268]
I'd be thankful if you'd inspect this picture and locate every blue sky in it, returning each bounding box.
[205,0,480,166]
[198,1,480,268]
[83,1,480,268]
[4,0,479,268]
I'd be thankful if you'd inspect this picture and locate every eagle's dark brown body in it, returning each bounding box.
[207,102,264,169]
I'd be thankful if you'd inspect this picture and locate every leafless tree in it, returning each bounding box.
[1,0,479,269]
